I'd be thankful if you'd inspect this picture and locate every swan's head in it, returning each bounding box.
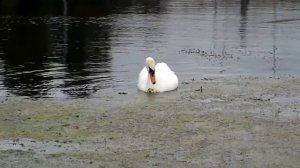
[145,57,156,84]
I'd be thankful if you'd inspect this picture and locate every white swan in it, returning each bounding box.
[138,57,178,92]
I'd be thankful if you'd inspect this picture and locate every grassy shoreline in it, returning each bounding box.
[1,78,300,167]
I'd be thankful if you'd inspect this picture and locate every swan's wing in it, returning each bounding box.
[156,62,178,92]
[156,62,176,77]
[137,66,148,91]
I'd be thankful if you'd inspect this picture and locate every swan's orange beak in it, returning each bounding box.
[150,73,156,84]
[149,68,156,84]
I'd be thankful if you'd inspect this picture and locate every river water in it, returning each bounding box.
[0,0,300,99]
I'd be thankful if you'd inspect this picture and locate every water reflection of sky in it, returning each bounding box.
[0,0,300,99]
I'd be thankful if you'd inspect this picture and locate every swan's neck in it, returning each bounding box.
[146,75,153,87]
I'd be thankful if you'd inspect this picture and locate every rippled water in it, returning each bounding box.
[0,0,300,99]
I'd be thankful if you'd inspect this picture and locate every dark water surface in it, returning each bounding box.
[0,0,300,99]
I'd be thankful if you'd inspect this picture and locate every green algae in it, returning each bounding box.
[147,88,157,94]
[0,100,112,140]
[0,79,300,167]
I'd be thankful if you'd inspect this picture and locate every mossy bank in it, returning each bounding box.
[1,79,300,168]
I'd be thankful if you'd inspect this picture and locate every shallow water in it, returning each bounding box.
[0,0,300,99]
